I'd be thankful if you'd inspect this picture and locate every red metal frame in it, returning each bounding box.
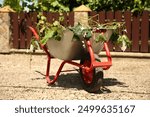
[29,26,112,85]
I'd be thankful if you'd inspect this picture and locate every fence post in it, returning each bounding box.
[124,11,132,52]
[132,15,140,52]
[115,10,123,52]
[106,11,114,51]
[141,11,149,53]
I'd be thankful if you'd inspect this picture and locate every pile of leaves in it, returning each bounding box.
[36,13,65,45]
[31,14,131,51]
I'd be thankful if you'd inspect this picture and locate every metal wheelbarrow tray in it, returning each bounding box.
[29,27,113,93]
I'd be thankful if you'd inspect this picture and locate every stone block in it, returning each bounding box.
[0,13,10,53]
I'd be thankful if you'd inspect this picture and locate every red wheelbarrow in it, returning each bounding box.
[29,27,112,93]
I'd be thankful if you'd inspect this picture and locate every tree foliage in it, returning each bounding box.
[2,0,150,12]
[3,0,22,11]
[35,0,69,12]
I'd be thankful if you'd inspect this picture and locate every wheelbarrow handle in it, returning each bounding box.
[28,26,40,41]
[28,26,51,55]
[28,26,46,49]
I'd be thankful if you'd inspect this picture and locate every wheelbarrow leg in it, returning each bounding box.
[42,45,52,84]
[43,45,67,85]
[48,61,66,85]
[44,45,51,84]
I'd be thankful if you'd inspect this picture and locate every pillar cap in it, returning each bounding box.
[0,6,16,13]
[73,5,92,12]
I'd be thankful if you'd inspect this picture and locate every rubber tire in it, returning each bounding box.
[80,53,104,93]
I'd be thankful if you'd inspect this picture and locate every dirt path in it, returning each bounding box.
[0,54,150,99]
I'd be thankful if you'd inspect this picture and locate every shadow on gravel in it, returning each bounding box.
[49,74,128,93]
[94,78,128,94]
[32,71,128,94]
[34,70,127,88]
[50,73,83,90]
[103,78,127,87]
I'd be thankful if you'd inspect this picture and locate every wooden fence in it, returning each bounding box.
[9,11,150,53]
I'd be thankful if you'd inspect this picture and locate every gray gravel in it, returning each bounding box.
[0,53,150,100]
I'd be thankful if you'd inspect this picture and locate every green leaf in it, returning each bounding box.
[70,23,84,40]
[41,16,46,21]
[53,21,60,26]
[51,1,59,7]
[82,29,92,39]
[95,33,107,43]
[42,6,48,11]
[40,29,55,45]
[110,31,119,44]
[117,34,131,48]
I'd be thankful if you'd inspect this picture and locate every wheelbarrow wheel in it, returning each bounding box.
[80,53,103,93]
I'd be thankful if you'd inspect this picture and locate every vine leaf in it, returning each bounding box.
[95,33,106,43]
[117,34,131,51]
[40,29,55,45]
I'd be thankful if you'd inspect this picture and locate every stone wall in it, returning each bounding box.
[0,12,11,53]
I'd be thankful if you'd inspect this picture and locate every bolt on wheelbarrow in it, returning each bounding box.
[29,27,112,93]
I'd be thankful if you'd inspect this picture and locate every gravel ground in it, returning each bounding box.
[0,53,150,100]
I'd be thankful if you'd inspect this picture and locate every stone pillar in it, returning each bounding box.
[73,5,91,27]
[0,6,15,53]
[0,12,11,53]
